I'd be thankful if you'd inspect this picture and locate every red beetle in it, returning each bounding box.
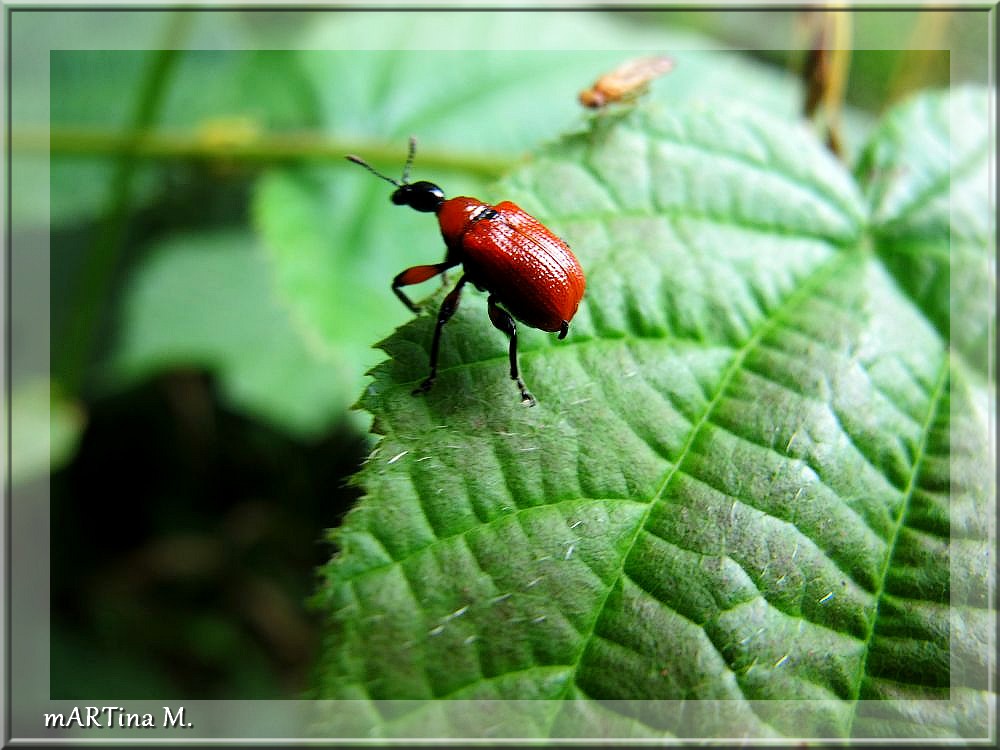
[347,138,585,406]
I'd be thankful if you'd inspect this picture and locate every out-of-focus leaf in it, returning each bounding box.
[298,14,807,150]
[47,50,161,227]
[856,86,993,376]
[46,48,322,228]
[102,230,353,438]
[5,379,86,485]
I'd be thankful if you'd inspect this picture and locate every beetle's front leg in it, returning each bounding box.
[413,275,468,396]
[392,260,458,314]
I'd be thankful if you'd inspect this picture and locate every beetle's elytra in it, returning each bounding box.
[346,138,585,406]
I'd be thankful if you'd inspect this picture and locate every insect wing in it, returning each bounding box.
[609,55,674,90]
[582,54,674,107]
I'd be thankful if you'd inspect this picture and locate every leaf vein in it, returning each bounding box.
[631,121,863,231]
[337,497,647,585]
[845,358,950,736]
[874,136,991,234]
[558,206,852,246]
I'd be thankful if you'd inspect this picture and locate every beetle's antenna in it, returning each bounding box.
[345,155,400,187]
[401,136,418,184]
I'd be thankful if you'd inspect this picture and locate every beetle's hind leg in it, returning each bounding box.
[487,296,536,407]
[413,275,468,396]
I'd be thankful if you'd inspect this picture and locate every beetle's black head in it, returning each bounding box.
[345,137,445,214]
[390,181,445,213]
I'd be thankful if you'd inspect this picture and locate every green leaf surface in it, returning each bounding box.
[312,88,993,740]
[849,365,992,739]
[857,86,993,376]
[102,230,353,438]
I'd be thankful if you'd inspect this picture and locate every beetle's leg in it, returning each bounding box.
[392,261,457,314]
[413,275,468,396]
[487,295,536,407]
[558,320,570,340]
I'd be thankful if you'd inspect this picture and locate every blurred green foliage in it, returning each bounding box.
[19,8,987,703]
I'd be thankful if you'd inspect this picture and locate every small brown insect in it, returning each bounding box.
[579,55,675,109]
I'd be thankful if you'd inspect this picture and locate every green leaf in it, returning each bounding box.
[857,86,993,376]
[101,230,353,438]
[297,15,807,151]
[47,50,163,228]
[849,365,992,739]
[46,46,322,228]
[312,87,993,740]
[5,379,86,484]
[253,168,396,413]
[850,91,994,739]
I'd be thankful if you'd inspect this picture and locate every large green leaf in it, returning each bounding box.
[311,89,993,740]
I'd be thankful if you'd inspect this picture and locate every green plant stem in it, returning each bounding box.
[29,127,512,180]
[55,16,191,393]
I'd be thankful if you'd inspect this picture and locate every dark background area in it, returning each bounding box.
[51,373,365,698]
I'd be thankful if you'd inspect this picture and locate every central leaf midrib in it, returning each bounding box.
[543,248,861,725]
